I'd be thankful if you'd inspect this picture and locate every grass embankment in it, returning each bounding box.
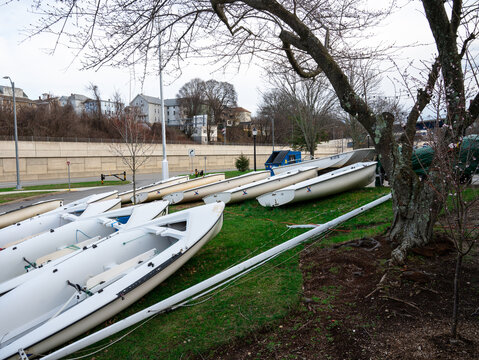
[75,187,391,359]
[0,181,130,204]
[0,192,53,204]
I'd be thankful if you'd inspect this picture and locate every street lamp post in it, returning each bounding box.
[158,21,169,180]
[3,76,21,190]
[252,127,257,171]
[367,134,370,148]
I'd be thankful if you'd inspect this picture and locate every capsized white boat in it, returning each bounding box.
[203,168,318,205]
[118,175,190,204]
[163,171,271,205]
[0,202,225,360]
[0,193,120,250]
[257,162,377,207]
[0,199,63,229]
[134,173,225,204]
[0,201,169,294]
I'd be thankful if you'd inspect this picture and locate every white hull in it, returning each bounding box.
[271,153,349,175]
[163,171,270,204]
[203,168,318,204]
[0,193,120,250]
[0,199,63,229]
[257,162,377,207]
[0,201,169,294]
[0,202,225,360]
[134,174,226,204]
[118,175,189,204]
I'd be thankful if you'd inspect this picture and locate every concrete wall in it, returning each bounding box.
[0,140,348,182]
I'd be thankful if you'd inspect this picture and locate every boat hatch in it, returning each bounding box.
[166,221,187,232]
[117,216,130,224]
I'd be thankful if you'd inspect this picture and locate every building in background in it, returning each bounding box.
[130,94,181,124]
[0,85,36,111]
[59,94,90,115]
[84,98,121,116]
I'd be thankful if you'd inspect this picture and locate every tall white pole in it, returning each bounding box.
[42,194,391,360]
[158,21,169,180]
[3,76,21,189]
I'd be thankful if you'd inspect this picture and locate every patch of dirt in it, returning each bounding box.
[203,234,479,359]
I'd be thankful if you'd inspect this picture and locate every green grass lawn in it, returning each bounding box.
[70,187,391,359]
[0,192,54,204]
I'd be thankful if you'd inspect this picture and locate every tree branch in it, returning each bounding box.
[279,30,322,78]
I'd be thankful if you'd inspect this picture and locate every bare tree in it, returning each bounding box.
[203,79,237,143]
[26,0,479,263]
[177,78,207,137]
[110,107,154,204]
[257,88,294,145]
[269,70,337,157]
[88,83,103,122]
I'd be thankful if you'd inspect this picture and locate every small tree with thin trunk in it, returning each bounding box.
[110,107,154,204]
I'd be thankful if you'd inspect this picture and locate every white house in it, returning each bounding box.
[59,94,89,115]
[130,94,181,124]
[192,123,218,144]
[84,98,122,116]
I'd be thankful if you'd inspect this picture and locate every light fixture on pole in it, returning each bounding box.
[252,127,257,171]
[367,134,370,148]
[3,76,21,190]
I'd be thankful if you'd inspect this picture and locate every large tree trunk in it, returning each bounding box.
[388,165,441,264]
[373,113,443,264]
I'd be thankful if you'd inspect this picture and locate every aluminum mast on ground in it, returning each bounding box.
[42,193,392,360]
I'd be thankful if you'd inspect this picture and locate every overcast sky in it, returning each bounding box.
[0,1,440,116]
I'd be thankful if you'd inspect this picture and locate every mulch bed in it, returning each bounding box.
[202,234,479,359]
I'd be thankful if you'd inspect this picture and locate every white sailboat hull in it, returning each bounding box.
[134,174,225,204]
[0,200,63,230]
[257,162,377,207]
[164,171,270,204]
[0,202,225,360]
[203,168,318,204]
[271,148,376,176]
[118,175,189,204]
[0,201,169,294]
[0,192,120,250]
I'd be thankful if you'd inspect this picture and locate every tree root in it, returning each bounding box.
[365,270,390,298]
[333,237,381,251]
[379,295,422,312]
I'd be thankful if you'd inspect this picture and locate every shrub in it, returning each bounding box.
[235,153,250,172]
